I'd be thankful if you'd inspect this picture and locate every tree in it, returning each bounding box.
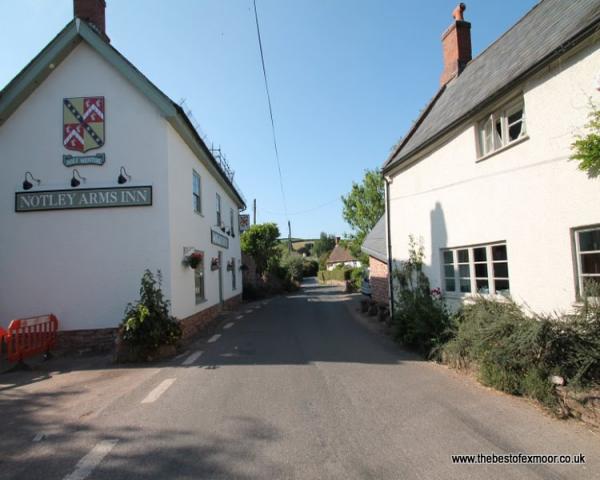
[341,168,385,258]
[240,223,281,275]
[313,232,336,258]
[571,103,600,178]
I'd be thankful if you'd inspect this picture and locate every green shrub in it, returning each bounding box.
[392,236,452,357]
[281,253,304,283]
[121,270,182,358]
[302,259,319,277]
[318,268,352,283]
[349,267,366,292]
[443,294,600,407]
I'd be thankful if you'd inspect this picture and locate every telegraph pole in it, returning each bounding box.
[253,199,256,225]
[288,220,292,253]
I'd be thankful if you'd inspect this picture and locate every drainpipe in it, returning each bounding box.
[384,177,394,319]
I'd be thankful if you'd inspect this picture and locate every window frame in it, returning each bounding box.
[192,170,202,215]
[573,225,600,299]
[477,97,527,159]
[216,193,222,226]
[441,242,510,297]
[230,208,234,234]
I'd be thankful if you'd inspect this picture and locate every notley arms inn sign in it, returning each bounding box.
[15,186,152,212]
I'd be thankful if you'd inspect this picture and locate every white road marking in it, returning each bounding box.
[63,439,118,480]
[32,433,45,442]
[141,378,176,404]
[207,334,221,343]
[244,309,252,314]
[182,351,203,366]
[235,315,244,320]
[223,322,234,329]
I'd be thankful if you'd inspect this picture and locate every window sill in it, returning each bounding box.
[444,292,511,302]
[194,210,204,218]
[476,135,529,163]
[195,298,207,305]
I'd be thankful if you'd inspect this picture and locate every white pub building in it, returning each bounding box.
[0,0,246,349]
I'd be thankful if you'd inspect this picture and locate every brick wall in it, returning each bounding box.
[369,256,389,305]
[180,294,242,342]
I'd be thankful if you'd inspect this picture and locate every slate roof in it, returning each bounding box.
[326,244,357,264]
[361,216,387,262]
[383,0,600,173]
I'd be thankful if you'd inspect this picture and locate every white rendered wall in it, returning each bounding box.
[387,38,600,314]
[0,43,171,330]
[166,124,242,320]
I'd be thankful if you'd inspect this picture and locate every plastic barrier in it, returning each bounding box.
[0,327,5,358]
[4,314,58,363]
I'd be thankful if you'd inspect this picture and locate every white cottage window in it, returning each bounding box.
[192,171,201,214]
[478,98,526,157]
[574,226,600,298]
[442,243,510,296]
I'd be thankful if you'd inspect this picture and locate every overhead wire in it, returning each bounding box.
[252,0,289,221]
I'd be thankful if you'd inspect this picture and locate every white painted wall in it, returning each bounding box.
[387,37,600,314]
[0,43,171,330]
[166,124,242,319]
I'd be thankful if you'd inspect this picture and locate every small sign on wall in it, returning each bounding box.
[15,186,152,212]
[211,229,229,249]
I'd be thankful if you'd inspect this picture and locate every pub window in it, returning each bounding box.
[442,242,510,296]
[194,252,205,304]
[478,98,526,157]
[192,171,201,214]
[216,193,222,226]
[574,226,600,298]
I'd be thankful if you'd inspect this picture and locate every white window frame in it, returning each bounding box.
[192,170,202,214]
[216,193,222,226]
[230,208,234,234]
[442,242,510,297]
[574,225,600,299]
[477,98,526,158]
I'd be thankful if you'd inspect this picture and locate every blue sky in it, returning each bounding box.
[1,0,538,239]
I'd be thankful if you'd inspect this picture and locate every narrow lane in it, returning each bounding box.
[2,280,599,479]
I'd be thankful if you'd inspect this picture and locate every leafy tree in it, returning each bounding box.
[341,168,385,258]
[571,103,600,178]
[241,223,281,275]
[313,232,336,258]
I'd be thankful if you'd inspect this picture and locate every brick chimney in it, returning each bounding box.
[440,3,471,86]
[74,0,109,42]
[335,237,340,246]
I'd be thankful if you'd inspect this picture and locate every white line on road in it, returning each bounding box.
[223,322,234,330]
[207,334,221,343]
[244,309,252,314]
[182,350,203,366]
[32,433,45,442]
[235,315,244,320]
[141,378,176,404]
[63,439,118,480]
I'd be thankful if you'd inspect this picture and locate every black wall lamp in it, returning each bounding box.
[22,171,41,190]
[70,169,86,188]
[117,166,131,184]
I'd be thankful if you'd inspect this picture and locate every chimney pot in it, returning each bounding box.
[440,3,472,86]
[74,0,109,42]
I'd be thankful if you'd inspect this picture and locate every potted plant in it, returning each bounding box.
[183,251,203,269]
[226,260,234,271]
[210,257,219,271]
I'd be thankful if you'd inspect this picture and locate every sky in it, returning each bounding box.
[1,0,538,239]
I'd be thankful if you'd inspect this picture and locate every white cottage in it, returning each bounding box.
[0,0,246,349]
[383,0,600,314]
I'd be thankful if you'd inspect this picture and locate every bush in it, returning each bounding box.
[302,259,319,277]
[121,270,182,359]
[392,236,452,357]
[281,253,304,283]
[348,267,366,292]
[318,268,352,283]
[443,295,600,407]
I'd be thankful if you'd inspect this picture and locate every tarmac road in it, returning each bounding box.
[1,278,598,479]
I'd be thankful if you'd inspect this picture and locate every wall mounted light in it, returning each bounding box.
[117,166,131,184]
[22,171,41,190]
[71,169,86,188]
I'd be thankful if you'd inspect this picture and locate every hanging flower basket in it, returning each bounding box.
[183,251,203,269]
[226,260,234,271]
[210,257,220,271]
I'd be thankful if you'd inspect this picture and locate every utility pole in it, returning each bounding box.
[288,220,292,253]
[253,199,256,225]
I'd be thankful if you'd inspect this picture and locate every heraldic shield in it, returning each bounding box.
[63,97,105,152]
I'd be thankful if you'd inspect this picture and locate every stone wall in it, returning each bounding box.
[369,256,389,305]
[180,294,242,342]
[57,327,117,354]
